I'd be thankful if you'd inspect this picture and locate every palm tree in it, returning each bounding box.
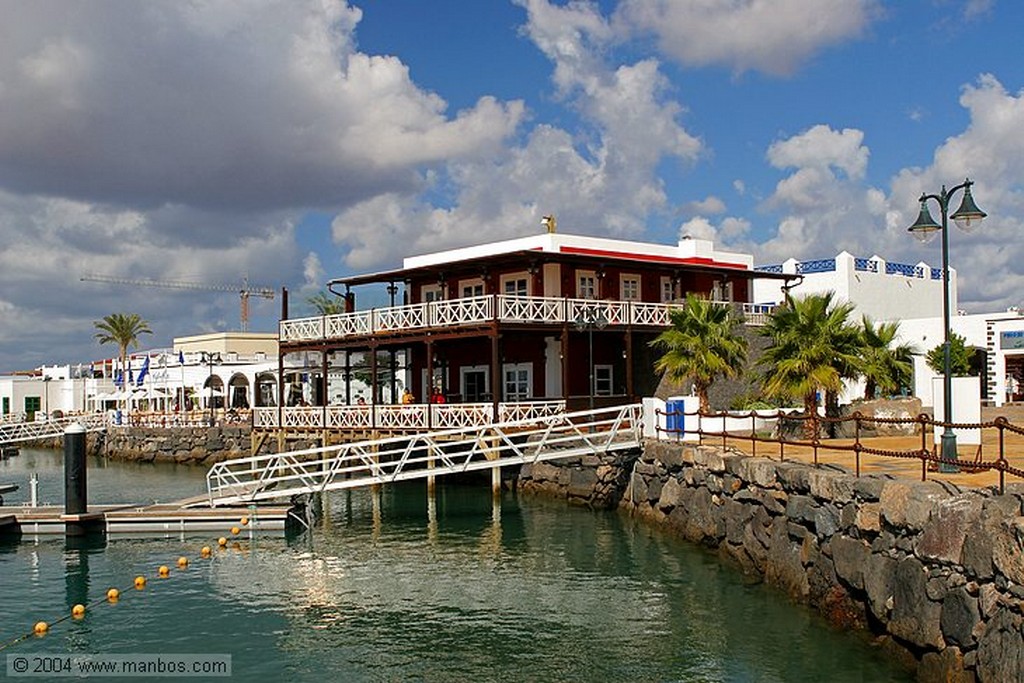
[860,316,916,400]
[307,291,346,316]
[650,294,748,412]
[94,313,153,379]
[758,292,860,436]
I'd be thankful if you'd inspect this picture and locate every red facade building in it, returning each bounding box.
[266,230,791,433]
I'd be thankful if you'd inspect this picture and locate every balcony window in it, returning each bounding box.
[620,275,640,301]
[422,285,442,302]
[503,363,532,400]
[660,277,674,303]
[460,279,484,298]
[502,276,528,297]
[577,272,597,299]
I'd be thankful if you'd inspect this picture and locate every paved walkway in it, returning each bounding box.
[714,407,1024,491]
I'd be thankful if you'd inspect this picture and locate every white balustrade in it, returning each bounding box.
[375,303,428,332]
[280,406,322,429]
[431,296,493,326]
[280,294,776,343]
[326,311,371,337]
[498,295,565,323]
[431,404,492,429]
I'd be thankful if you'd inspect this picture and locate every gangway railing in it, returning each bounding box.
[0,414,107,445]
[206,403,643,507]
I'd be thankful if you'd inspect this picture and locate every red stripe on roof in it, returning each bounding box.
[557,246,749,269]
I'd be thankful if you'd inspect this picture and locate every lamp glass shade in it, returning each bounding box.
[951,185,986,233]
[908,200,941,243]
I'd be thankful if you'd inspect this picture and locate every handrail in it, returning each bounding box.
[0,414,107,444]
[206,404,643,506]
[656,406,1024,494]
[280,294,777,342]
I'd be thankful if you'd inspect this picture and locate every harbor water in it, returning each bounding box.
[0,449,912,682]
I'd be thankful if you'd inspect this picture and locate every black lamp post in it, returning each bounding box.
[574,304,608,411]
[200,351,222,426]
[908,178,987,472]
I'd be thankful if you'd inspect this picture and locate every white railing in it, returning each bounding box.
[280,294,777,343]
[254,400,569,431]
[498,400,565,422]
[375,303,428,332]
[326,311,371,337]
[0,414,107,444]
[431,296,493,326]
[206,403,643,506]
[497,295,564,323]
[280,316,325,342]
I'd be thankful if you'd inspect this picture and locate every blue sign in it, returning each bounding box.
[1000,331,1024,349]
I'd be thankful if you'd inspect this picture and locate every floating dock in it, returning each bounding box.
[0,501,297,537]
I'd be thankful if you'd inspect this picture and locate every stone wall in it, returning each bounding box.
[517,450,639,509]
[99,427,324,464]
[625,440,1024,682]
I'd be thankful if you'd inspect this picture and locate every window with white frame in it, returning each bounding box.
[502,363,531,400]
[422,284,443,302]
[620,275,640,301]
[660,276,674,303]
[502,275,528,297]
[577,271,597,299]
[460,279,484,298]
[594,365,613,396]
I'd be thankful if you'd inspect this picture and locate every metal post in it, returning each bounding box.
[64,423,87,515]
[937,197,957,472]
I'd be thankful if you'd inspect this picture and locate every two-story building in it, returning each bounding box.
[268,229,792,433]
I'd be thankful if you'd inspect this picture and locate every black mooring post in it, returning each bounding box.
[64,423,100,536]
[64,423,87,515]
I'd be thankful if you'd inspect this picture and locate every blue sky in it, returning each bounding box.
[0,0,1022,370]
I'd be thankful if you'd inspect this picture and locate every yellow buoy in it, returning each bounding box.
[158,565,170,578]
[240,516,249,526]
[106,588,119,602]
[230,526,240,535]
[177,556,188,569]
[33,621,48,636]
[200,546,211,558]
[217,537,228,547]
[134,576,147,590]
[71,604,86,619]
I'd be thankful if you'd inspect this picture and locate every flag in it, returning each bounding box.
[136,356,150,386]
[127,361,133,385]
[179,350,185,365]
[113,370,123,388]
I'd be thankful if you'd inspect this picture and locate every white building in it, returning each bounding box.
[752,251,1022,409]
[753,251,949,321]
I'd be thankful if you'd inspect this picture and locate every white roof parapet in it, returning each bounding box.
[403,231,754,270]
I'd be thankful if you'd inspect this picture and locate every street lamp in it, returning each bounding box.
[200,351,222,426]
[908,178,987,472]
[574,304,608,411]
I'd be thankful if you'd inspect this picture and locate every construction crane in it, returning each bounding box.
[81,275,276,332]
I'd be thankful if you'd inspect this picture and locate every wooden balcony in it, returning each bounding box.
[280,295,776,344]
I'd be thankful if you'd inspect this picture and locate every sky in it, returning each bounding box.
[1,0,1022,371]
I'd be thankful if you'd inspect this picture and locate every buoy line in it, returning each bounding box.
[0,514,254,652]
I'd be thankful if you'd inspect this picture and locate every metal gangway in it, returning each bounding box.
[0,414,107,446]
[205,403,643,507]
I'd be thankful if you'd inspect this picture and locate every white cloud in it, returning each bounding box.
[0,1,523,215]
[683,196,727,216]
[334,0,704,267]
[888,74,1024,312]
[767,125,869,180]
[0,0,527,369]
[614,0,880,75]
